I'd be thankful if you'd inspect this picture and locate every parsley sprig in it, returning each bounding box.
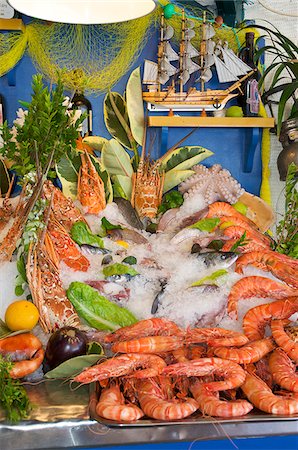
[0,356,32,422]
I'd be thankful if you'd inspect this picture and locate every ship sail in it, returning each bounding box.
[179,15,200,86]
[222,45,252,76]
[214,54,239,83]
[143,60,158,85]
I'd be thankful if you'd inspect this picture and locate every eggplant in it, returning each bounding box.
[45,327,87,370]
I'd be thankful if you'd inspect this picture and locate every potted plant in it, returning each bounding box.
[247,23,298,180]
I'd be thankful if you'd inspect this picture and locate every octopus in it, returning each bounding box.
[179,164,244,205]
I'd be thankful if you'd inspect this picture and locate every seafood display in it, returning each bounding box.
[0,155,297,425]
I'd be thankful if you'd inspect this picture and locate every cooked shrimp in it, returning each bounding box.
[223,225,271,247]
[73,353,167,384]
[242,297,298,341]
[104,318,183,344]
[96,384,144,422]
[269,348,298,393]
[162,357,246,391]
[241,371,298,414]
[186,327,249,347]
[9,348,45,379]
[271,319,298,363]
[236,251,298,288]
[222,239,269,253]
[190,380,253,418]
[227,276,298,320]
[111,335,184,354]
[207,202,256,227]
[136,377,198,420]
[213,338,275,364]
[0,333,44,379]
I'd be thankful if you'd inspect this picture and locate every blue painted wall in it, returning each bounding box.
[0,15,262,195]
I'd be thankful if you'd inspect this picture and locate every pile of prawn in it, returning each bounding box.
[74,311,298,422]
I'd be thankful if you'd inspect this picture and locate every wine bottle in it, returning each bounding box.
[238,32,260,117]
[71,91,93,137]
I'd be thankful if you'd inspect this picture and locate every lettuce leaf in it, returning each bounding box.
[67,282,137,331]
[189,218,220,232]
[70,221,104,248]
[102,263,139,278]
[191,269,228,287]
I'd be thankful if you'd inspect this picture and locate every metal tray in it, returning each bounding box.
[89,383,298,428]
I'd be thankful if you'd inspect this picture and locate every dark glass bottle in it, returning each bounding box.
[71,91,93,137]
[238,32,260,117]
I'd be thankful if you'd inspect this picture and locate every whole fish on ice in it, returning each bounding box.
[192,251,238,269]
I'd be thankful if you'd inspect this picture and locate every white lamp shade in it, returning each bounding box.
[8,0,156,24]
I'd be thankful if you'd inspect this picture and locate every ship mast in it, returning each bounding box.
[200,11,207,92]
[157,13,165,92]
[179,9,186,93]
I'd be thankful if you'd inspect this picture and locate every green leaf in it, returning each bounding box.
[87,342,104,355]
[230,232,248,252]
[158,191,184,214]
[0,319,30,340]
[82,136,108,153]
[102,263,139,278]
[67,282,137,331]
[70,221,104,248]
[122,256,137,265]
[159,146,213,172]
[191,269,228,287]
[163,169,195,193]
[101,139,133,178]
[56,153,81,200]
[101,217,123,232]
[104,92,134,150]
[277,82,298,135]
[126,67,144,146]
[112,174,132,200]
[45,354,104,379]
[189,218,220,232]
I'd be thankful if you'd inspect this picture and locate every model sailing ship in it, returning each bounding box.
[142,11,255,111]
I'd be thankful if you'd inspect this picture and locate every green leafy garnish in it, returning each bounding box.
[230,232,248,252]
[275,163,298,258]
[67,282,137,331]
[87,342,104,355]
[232,201,248,216]
[70,221,104,248]
[0,320,29,340]
[101,217,123,233]
[189,218,220,232]
[191,269,228,287]
[0,356,32,422]
[122,256,137,265]
[158,191,184,214]
[45,354,104,379]
[102,263,139,278]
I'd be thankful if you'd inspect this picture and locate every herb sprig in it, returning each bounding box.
[275,163,298,258]
[0,356,32,422]
[0,74,84,179]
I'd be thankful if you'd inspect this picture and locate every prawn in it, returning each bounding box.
[242,297,298,341]
[73,353,167,384]
[105,318,184,344]
[227,276,298,320]
[207,202,256,227]
[111,335,184,354]
[213,338,275,364]
[222,225,271,248]
[162,357,246,391]
[96,383,144,422]
[136,377,198,420]
[0,333,44,379]
[186,327,249,347]
[241,371,298,414]
[269,348,298,393]
[190,380,253,418]
[271,319,298,363]
[236,251,298,288]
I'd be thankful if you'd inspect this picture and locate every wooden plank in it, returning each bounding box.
[147,116,275,128]
[0,18,25,31]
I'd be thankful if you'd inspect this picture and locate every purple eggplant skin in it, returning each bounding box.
[45,326,88,370]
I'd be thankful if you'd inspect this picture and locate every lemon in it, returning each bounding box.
[232,201,248,216]
[219,221,234,230]
[5,300,39,331]
[225,106,244,118]
[116,240,129,249]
